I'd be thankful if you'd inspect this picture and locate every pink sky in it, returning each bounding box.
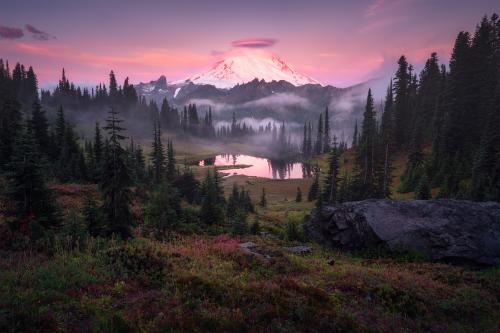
[1,0,498,89]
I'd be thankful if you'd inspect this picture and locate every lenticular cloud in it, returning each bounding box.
[231,38,277,48]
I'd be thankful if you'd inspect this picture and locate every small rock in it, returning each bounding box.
[239,242,257,249]
[284,245,312,254]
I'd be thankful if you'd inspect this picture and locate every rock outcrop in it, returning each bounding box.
[304,199,500,266]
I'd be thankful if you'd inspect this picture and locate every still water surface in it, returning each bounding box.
[199,154,314,179]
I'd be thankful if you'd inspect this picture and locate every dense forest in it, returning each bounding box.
[0,62,259,242]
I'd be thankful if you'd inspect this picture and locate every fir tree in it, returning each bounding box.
[393,55,411,146]
[259,187,267,208]
[150,118,165,184]
[93,121,103,169]
[315,113,323,155]
[308,170,320,201]
[231,210,248,236]
[200,170,225,225]
[30,100,51,158]
[83,196,104,237]
[144,182,182,239]
[295,187,302,202]
[109,70,118,99]
[379,82,394,198]
[250,216,261,235]
[173,166,200,204]
[323,107,331,153]
[352,120,358,148]
[55,105,66,151]
[354,89,378,198]
[134,144,146,184]
[416,174,431,200]
[6,120,59,239]
[100,108,133,238]
[166,139,176,181]
[302,122,308,156]
[315,183,324,214]
[0,98,22,169]
[323,140,340,203]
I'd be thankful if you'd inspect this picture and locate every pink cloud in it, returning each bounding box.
[4,40,214,84]
[231,38,277,48]
[0,25,24,39]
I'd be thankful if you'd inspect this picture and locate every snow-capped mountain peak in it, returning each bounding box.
[175,49,321,89]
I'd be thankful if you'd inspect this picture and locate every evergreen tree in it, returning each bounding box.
[338,172,353,203]
[0,98,22,169]
[100,108,133,238]
[93,121,103,181]
[393,56,411,146]
[416,174,431,200]
[323,107,331,153]
[55,106,66,151]
[173,167,200,204]
[250,216,261,235]
[308,170,320,201]
[109,70,118,99]
[259,187,267,208]
[295,187,302,202]
[417,53,442,142]
[354,89,378,197]
[315,183,324,213]
[200,170,225,225]
[24,66,38,105]
[314,113,323,155]
[400,114,425,192]
[144,182,182,239]
[150,118,165,184]
[30,100,51,158]
[166,139,176,181]
[379,82,394,198]
[226,183,241,220]
[302,122,308,156]
[352,120,358,148]
[323,141,340,203]
[134,144,146,184]
[6,120,59,239]
[471,82,500,200]
[231,210,248,236]
[56,123,81,182]
[83,196,104,237]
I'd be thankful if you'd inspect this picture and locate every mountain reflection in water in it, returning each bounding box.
[199,154,314,179]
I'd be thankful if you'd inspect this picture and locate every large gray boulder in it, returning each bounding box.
[304,199,500,266]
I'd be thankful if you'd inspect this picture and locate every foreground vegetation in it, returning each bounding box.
[1,179,500,333]
[1,234,499,333]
